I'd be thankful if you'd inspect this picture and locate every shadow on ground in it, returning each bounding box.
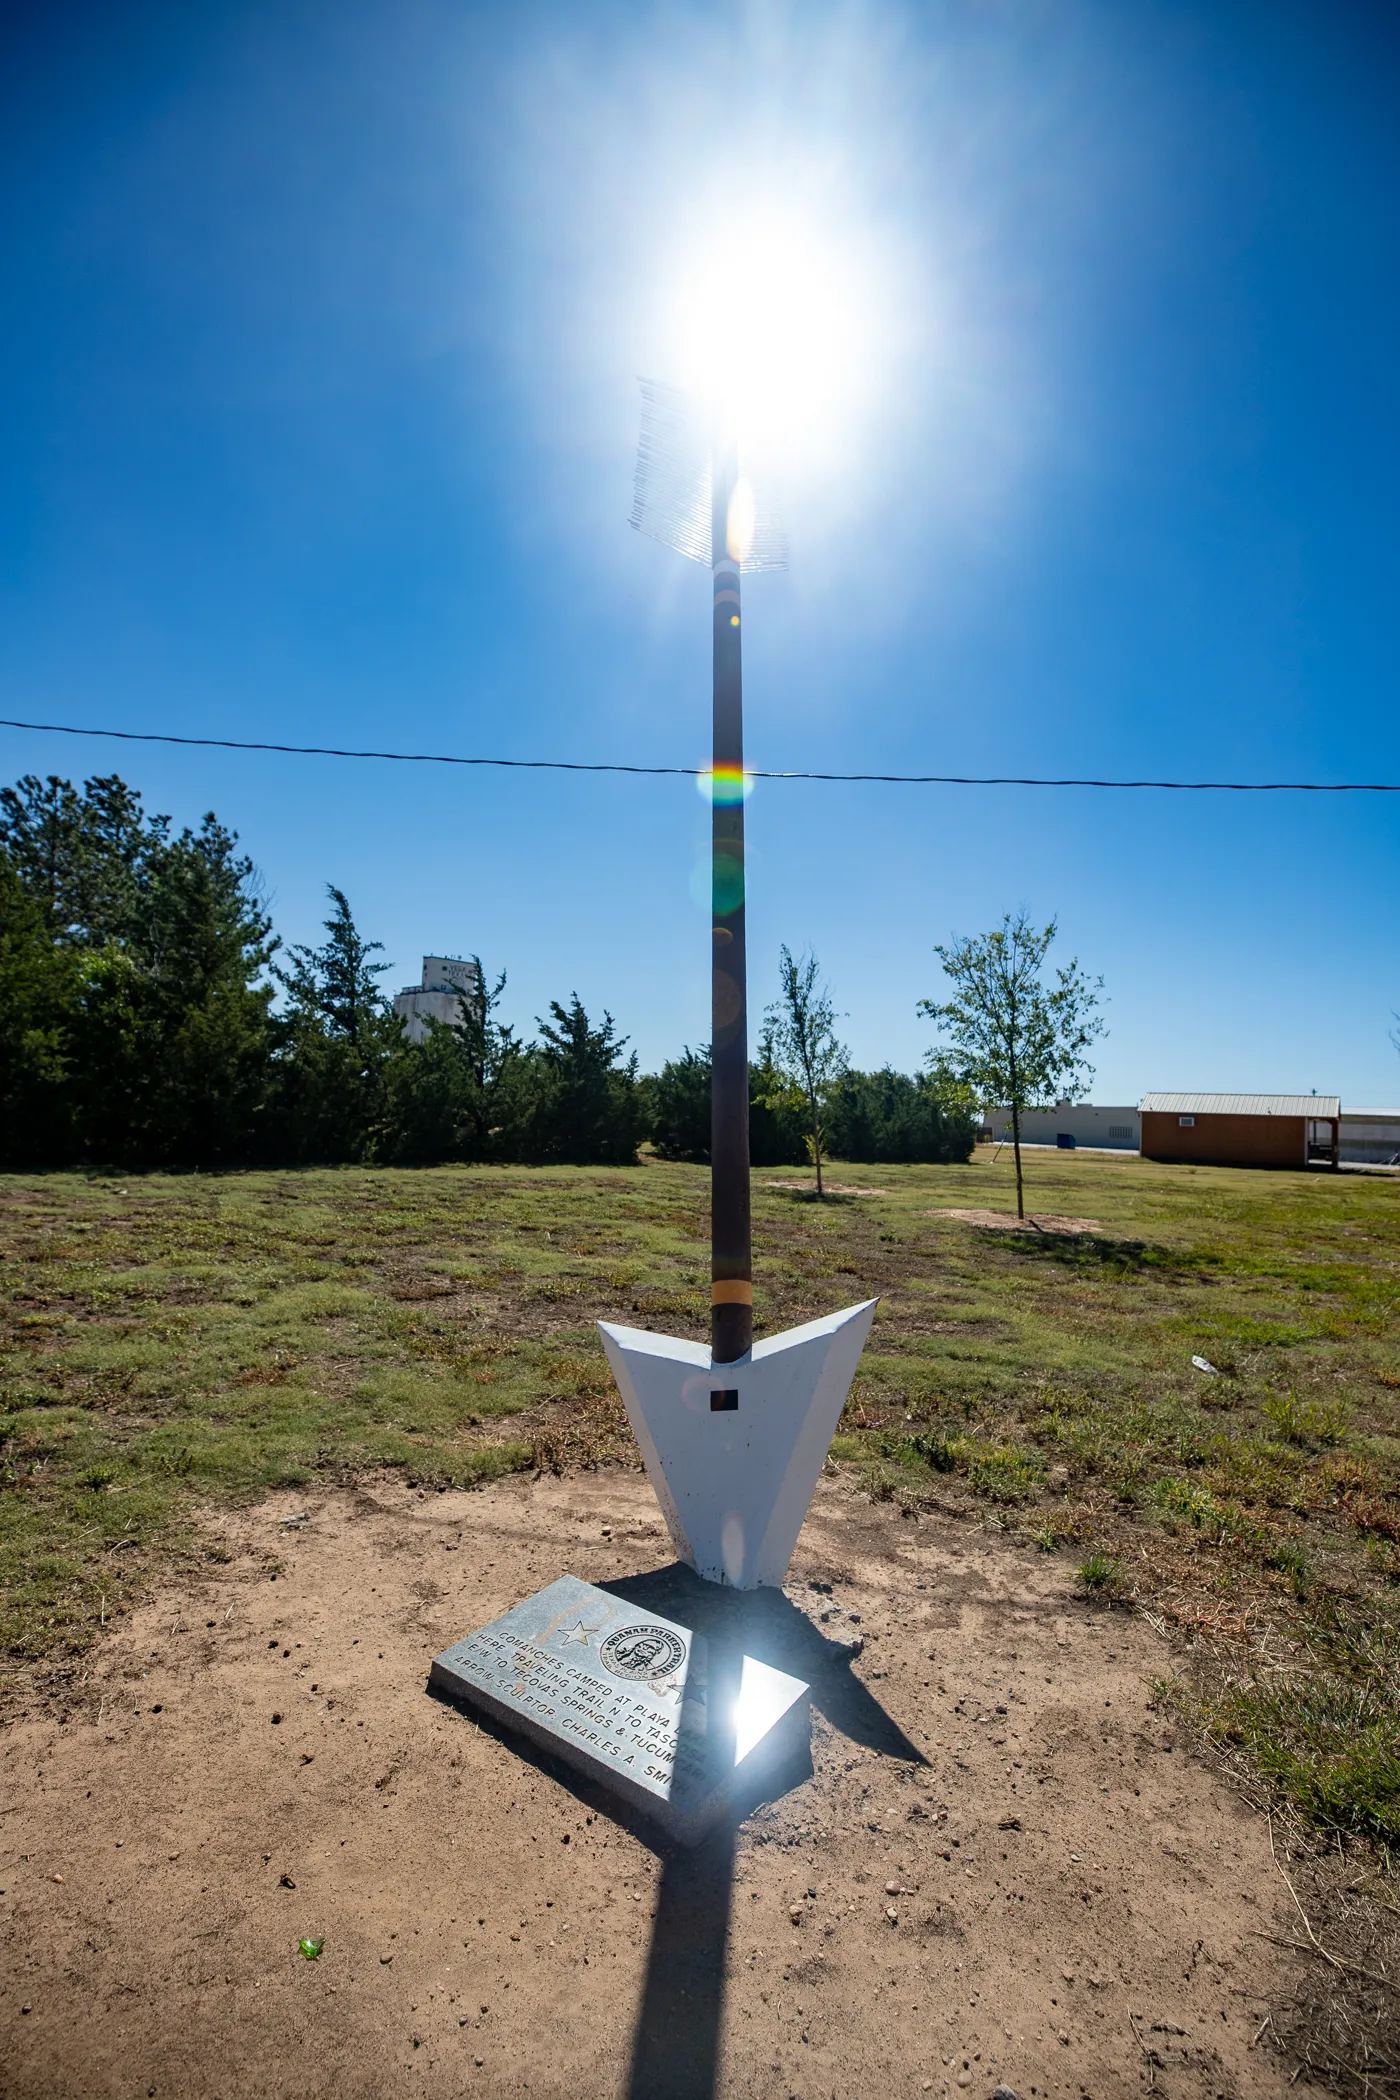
[977,1224,1187,1276]
[605,1567,925,2100]
[429,1562,923,2099]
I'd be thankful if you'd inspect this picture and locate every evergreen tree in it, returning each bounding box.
[278,887,388,1042]
[0,847,82,1163]
[512,995,644,1165]
[271,887,395,1162]
[0,772,160,944]
[824,1064,979,1164]
[646,1043,809,1166]
[380,960,522,1164]
[111,815,276,1163]
[648,1046,712,1161]
[0,778,276,1165]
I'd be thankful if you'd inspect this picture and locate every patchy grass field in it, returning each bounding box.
[2,1147,1398,1852]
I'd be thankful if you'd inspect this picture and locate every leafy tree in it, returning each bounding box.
[748,1044,813,1168]
[824,1064,979,1165]
[920,910,1104,1219]
[0,767,680,1173]
[762,946,849,1196]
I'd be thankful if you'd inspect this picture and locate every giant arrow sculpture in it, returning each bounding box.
[428,382,876,1844]
[602,383,876,1590]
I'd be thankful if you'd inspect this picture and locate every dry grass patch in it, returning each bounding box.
[2,1148,1397,1857]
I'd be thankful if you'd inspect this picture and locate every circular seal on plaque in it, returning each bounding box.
[599,1624,686,1682]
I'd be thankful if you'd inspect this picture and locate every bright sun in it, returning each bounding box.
[666,208,876,445]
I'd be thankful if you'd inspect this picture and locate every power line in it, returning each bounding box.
[0,713,1395,791]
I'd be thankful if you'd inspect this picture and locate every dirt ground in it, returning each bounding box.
[1,1472,1304,2100]
[923,1213,1105,1236]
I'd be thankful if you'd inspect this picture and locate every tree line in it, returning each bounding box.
[0,771,1001,1173]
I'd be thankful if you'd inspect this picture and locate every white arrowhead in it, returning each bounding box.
[598,1300,877,1590]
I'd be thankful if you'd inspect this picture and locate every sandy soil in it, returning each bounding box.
[926,1212,1106,1237]
[759,1184,889,1199]
[1,1472,1301,2100]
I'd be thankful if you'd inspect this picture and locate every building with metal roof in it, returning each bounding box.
[1139,1092,1340,1119]
[1139,1092,1339,1170]
[1339,1110,1400,1168]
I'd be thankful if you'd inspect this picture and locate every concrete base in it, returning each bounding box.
[598,1300,877,1590]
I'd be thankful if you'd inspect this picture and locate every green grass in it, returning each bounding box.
[1182,1604,1400,1849]
[2,1146,1398,1847]
[1078,1548,1126,1595]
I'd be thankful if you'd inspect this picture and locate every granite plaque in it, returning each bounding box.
[430,1575,808,1844]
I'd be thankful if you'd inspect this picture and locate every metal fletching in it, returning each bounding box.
[630,378,710,564]
[629,377,788,573]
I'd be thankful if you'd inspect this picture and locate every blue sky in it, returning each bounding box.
[2,0,1398,1104]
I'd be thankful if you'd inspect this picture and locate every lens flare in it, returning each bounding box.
[697,764,751,806]
[726,478,756,562]
[711,844,745,916]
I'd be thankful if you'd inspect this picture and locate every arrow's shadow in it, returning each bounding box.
[601,1564,926,2100]
[429,1564,923,2100]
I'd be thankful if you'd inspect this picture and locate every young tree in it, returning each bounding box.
[762,945,849,1197]
[919,910,1104,1220]
[747,1055,812,1167]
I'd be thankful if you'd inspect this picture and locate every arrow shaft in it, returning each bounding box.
[710,422,752,1362]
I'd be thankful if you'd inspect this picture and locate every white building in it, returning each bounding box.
[984,1102,1141,1151]
[393,956,479,1043]
[1340,1110,1400,1167]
